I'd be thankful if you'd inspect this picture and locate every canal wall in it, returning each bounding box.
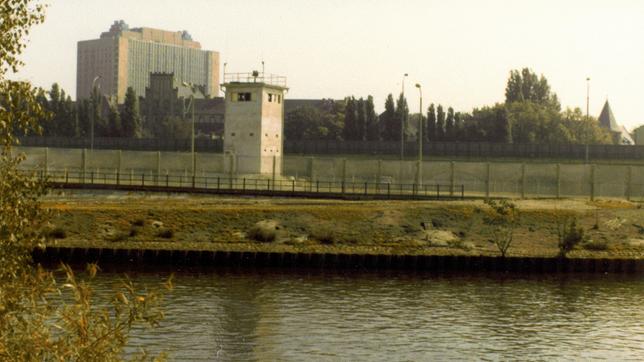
[33,247,644,274]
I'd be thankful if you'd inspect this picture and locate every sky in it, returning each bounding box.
[12,0,644,130]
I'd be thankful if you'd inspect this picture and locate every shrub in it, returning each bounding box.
[131,218,145,227]
[557,217,585,257]
[48,227,66,239]
[582,239,609,251]
[108,231,129,242]
[483,199,519,257]
[157,228,174,239]
[247,220,281,242]
[311,227,337,245]
[129,227,139,237]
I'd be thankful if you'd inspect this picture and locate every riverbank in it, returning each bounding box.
[42,192,644,260]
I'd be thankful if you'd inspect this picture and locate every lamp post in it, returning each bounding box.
[182,82,198,177]
[90,75,101,151]
[585,77,590,163]
[400,73,408,161]
[415,83,423,188]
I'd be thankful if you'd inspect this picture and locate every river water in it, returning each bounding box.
[89,269,643,361]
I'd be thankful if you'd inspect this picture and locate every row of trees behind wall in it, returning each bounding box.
[36,68,615,145]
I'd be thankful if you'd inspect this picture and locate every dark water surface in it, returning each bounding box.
[89,268,643,361]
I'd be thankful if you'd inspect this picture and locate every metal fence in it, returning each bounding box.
[35,169,462,200]
[18,137,644,161]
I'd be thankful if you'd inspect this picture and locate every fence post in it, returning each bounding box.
[626,166,632,201]
[81,148,87,183]
[387,183,391,198]
[556,163,561,199]
[217,176,220,190]
[117,149,122,179]
[450,161,455,197]
[156,151,161,186]
[166,173,169,188]
[376,159,382,192]
[141,173,145,187]
[243,178,246,191]
[485,162,491,199]
[192,175,195,188]
[292,179,295,192]
[65,169,68,184]
[461,184,464,199]
[364,182,368,196]
[341,158,347,191]
[590,164,595,201]
[520,163,526,199]
[309,157,316,183]
[272,155,277,191]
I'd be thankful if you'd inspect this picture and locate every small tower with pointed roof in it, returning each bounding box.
[598,100,634,145]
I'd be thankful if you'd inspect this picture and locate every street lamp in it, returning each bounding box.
[415,83,423,188]
[90,75,101,151]
[182,82,203,177]
[400,73,408,161]
[585,77,590,163]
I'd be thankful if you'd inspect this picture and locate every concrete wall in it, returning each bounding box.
[15,146,644,200]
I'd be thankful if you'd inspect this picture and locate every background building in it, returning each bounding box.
[77,20,219,102]
[598,100,634,145]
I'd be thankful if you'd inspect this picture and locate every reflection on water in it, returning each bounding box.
[87,269,643,361]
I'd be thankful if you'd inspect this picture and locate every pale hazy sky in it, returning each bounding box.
[12,0,644,129]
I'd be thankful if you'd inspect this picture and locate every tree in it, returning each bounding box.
[355,97,366,141]
[395,93,409,143]
[426,103,436,141]
[436,104,446,141]
[155,116,191,140]
[454,112,464,141]
[364,96,379,141]
[445,106,455,141]
[0,2,169,359]
[343,97,357,141]
[505,68,560,111]
[107,101,122,137]
[121,87,142,138]
[381,94,397,141]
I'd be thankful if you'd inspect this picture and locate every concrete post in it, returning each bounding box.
[43,147,48,176]
[450,161,455,197]
[309,157,316,191]
[485,162,491,199]
[626,166,632,201]
[376,159,382,192]
[81,148,87,183]
[272,155,277,191]
[341,159,347,193]
[520,163,526,199]
[556,163,561,199]
[156,151,161,186]
[590,164,596,201]
[117,149,122,185]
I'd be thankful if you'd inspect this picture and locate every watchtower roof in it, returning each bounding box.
[223,72,287,89]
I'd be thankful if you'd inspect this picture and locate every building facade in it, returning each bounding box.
[140,73,224,137]
[77,20,219,102]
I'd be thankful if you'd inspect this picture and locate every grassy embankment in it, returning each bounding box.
[43,193,644,259]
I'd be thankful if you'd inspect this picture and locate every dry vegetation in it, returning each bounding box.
[43,193,644,259]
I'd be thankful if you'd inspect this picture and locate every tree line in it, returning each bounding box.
[36,83,143,138]
[285,68,613,145]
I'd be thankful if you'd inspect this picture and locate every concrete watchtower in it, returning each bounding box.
[222,71,288,175]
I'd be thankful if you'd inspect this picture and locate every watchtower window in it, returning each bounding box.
[232,92,252,102]
[268,94,273,102]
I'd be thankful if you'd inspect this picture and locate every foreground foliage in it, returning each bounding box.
[1,1,170,360]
